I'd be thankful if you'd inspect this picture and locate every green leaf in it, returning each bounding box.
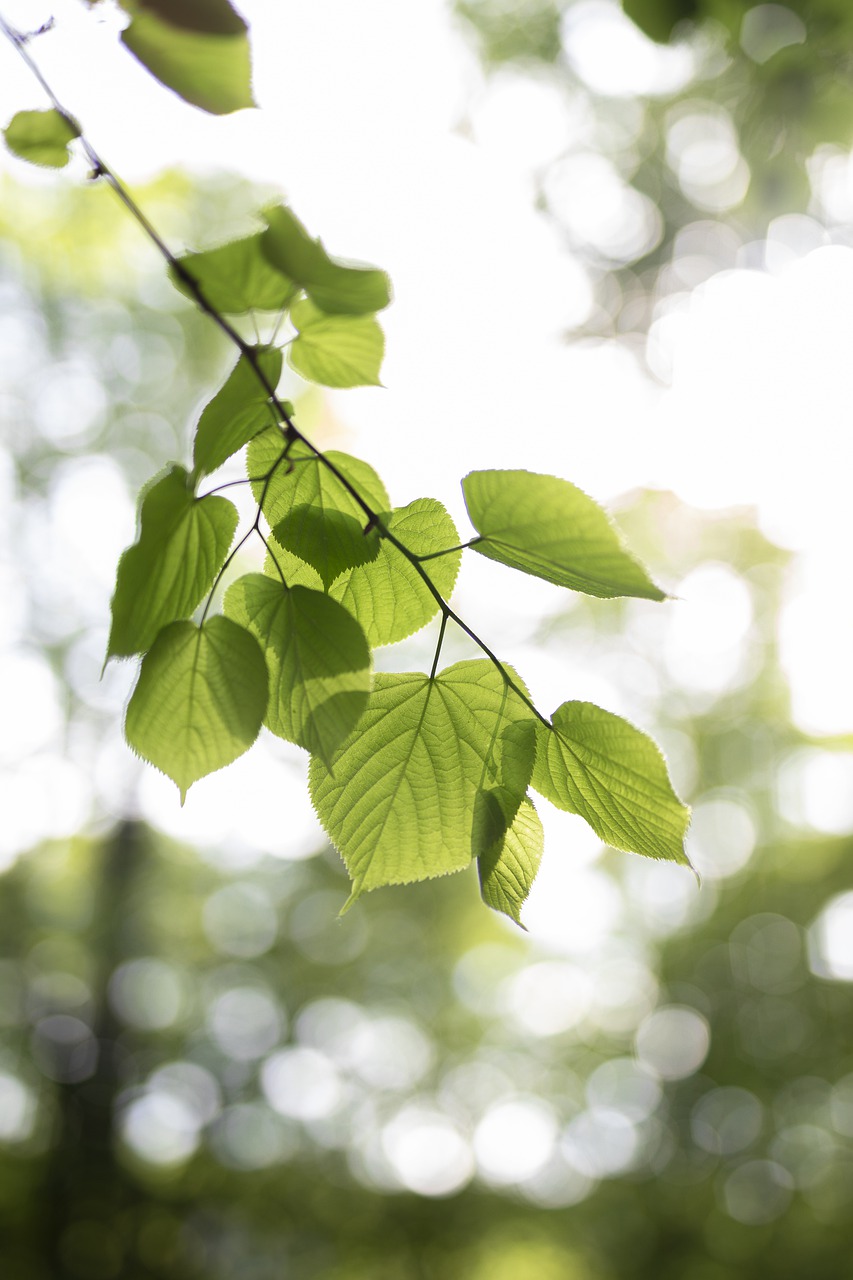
[108,466,238,659]
[249,431,389,527]
[3,109,80,168]
[328,499,462,647]
[622,0,699,44]
[128,0,247,35]
[223,574,371,763]
[463,469,666,601]
[289,300,384,388]
[193,348,282,480]
[532,701,691,865]
[309,660,537,902]
[125,616,267,802]
[478,797,544,925]
[171,234,297,314]
[273,506,379,588]
[261,206,391,315]
[120,11,254,114]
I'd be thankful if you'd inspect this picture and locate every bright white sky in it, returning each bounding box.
[2,0,853,938]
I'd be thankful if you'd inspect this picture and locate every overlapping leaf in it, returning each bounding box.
[171,234,296,314]
[310,660,537,903]
[125,616,268,802]
[289,298,384,388]
[261,206,391,315]
[463,469,666,600]
[3,109,80,168]
[192,347,282,479]
[224,574,371,763]
[532,701,691,865]
[120,7,254,114]
[478,798,544,924]
[328,500,462,646]
[249,430,389,527]
[108,466,237,658]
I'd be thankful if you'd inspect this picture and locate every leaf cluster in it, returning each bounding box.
[1,11,691,923]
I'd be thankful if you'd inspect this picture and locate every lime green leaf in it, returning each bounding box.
[329,499,462,646]
[121,11,254,114]
[193,348,282,480]
[261,206,391,315]
[248,431,389,527]
[532,701,691,865]
[224,574,371,763]
[479,797,544,924]
[309,660,537,902]
[108,466,238,659]
[171,234,297,314]
[463,469,666,601]
[125,616,267,802]
[289,300,384,388]
[3,109,80,168]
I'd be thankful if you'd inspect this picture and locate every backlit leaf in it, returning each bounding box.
[108,466,238,658]
[289,300,384,388]
[463,469,666,600]
[125,616,267,802]
[532,701,691,865]
[273,506,379,588]
[3,109,80,168]
[171,234,296,314]
[261,206,391,315]
[328,499,462,646]
[309,660,537,902]
[121,11,254,114]
[224,574,371,763]
[249,431,389,527]
[193,347,282,479]
[478,797,544,924]
[130,0,247,35]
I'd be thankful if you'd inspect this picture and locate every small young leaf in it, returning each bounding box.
[463,469,666,600]
[171,234,296,314]
[3,109,80,168]
[329,499,462,646]
[289,300,384,388]
[248,431,389,527]
[532,701,691,865]
[120,12,254,115]
[224,574,371,763]
[478,797,544,924]
[108,466,238,658]
[309,660,536,902]
[261,206,391,315]
[125,616,267,802]
[193,347,282,480]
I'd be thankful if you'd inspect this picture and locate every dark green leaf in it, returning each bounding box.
[171,234,296,314]
[127,0,247,35]
[224,574,371,763]
[193,348,282,480]
[479,797,544,924]
[125,616,267,802]
[463,469,666,600]
[309,660,537,903]
[108,465,238,658]
[3,109,80,168]
[622,0,700,44]
[272,506,379,588]
[261,206,391,315]
[121,11,254,114]
[289,299,384,388]
[532,701,691,865]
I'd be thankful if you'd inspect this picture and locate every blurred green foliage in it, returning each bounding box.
[454,0,853,341]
